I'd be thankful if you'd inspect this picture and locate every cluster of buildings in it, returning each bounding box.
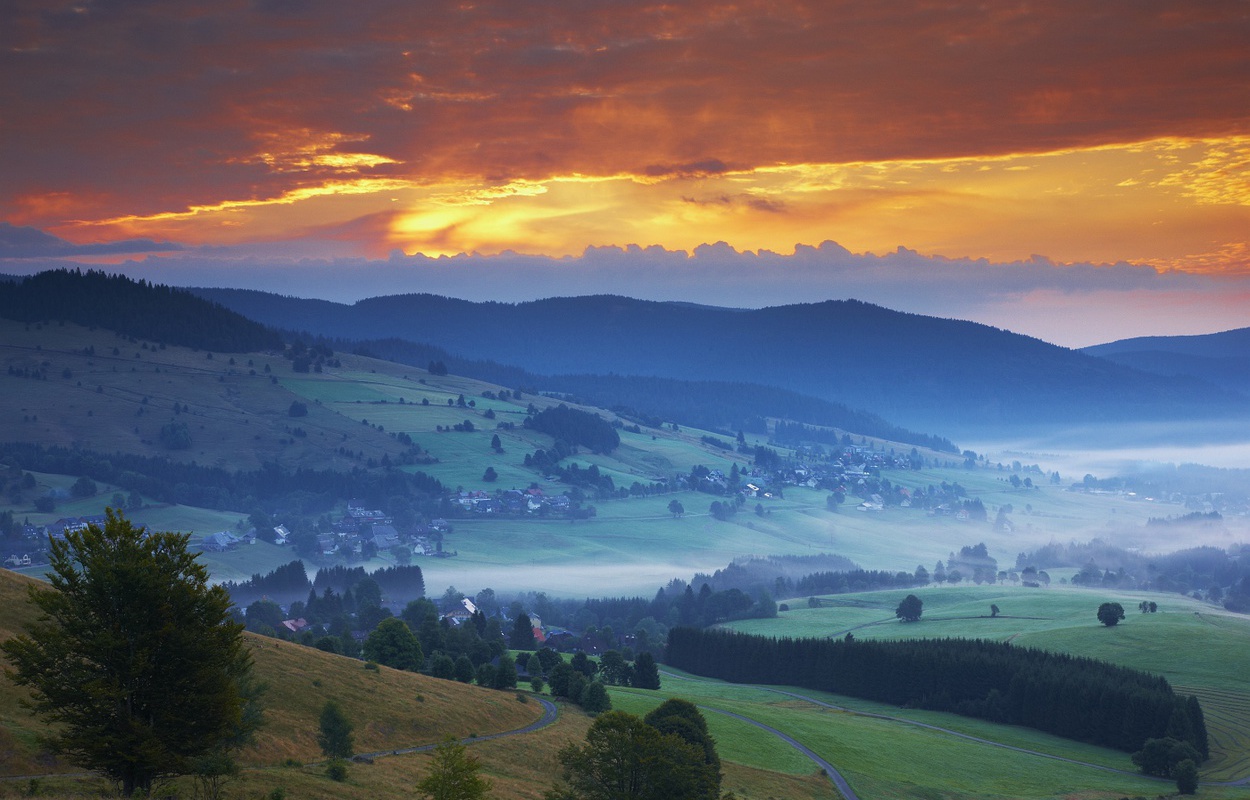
[452,487,572,515]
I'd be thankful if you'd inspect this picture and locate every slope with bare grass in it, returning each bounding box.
[0,568,540,780]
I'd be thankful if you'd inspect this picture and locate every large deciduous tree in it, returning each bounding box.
[363,616,424,670]
[1097,602,1126,627]
[545,710,708,800]
[643,699,721,800]
[895,593,923,622]
[1,512,259,797]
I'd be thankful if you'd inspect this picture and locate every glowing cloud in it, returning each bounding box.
[1,0,1248,338]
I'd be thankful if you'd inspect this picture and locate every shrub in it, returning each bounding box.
[325,760,348,782]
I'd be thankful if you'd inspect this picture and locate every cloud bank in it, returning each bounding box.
[0,223,182,259]
[5,231,1248,347]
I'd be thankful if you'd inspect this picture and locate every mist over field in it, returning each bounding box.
[417,561,727,599]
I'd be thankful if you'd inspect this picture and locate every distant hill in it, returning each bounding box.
[0,270,283,353]
[1083,328,1250,395]
[336,338,959,453]
[193,289,1248,440]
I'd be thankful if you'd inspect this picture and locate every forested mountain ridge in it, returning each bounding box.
[1086,327,1250,360]
[321,337,958,452]
[193,288,1248,439]
[0,270,282,353]
[1083,328,1250,395]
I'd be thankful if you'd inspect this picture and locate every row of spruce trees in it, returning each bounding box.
[0,269,283,353]
[665,627,1208,757]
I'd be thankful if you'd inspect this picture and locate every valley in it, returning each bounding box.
[1,273,1249,799]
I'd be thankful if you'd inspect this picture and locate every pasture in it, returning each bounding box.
[722,583,1250,784]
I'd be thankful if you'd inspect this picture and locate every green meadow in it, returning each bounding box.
[609,669,1195,800]
[6,317,1247,600]
[5,324,1250,797]
[721,583,1250,785]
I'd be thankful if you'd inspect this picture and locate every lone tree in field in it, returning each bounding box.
[1,511,259,797]
[895,593,924,622]
[1097,602,1126,627]
[317,701,355,760]
[416,736,493,800]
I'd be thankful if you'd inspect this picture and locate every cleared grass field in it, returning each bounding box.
[610,668,1196,800]
[721,583,1250,786]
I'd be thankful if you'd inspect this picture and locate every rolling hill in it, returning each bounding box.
[192,288,1249,441]
[6,569,1249,799]
[1084,327,1250,395]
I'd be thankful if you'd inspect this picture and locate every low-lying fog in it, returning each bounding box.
[411,560,735,599]
[386,430,1250,599]
[971,422,1250,476]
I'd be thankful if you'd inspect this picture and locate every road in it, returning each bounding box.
[353,695,560,761]
[702,706,860,800]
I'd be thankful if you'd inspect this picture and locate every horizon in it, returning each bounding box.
[3,2,1249,348]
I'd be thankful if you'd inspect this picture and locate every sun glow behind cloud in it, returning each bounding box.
[60,136,1250,273]
[4,0,1248,345]
[372,136,1250,269]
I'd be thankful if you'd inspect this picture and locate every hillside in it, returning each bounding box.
[9,568,1248,799]
[4,307,1247,599]
[1084,327,1250,395]
[0,270,282,353]
[0,317,413,473]
[0,567,573,799]
[720,583,1250,786]
[192,289,1248,441]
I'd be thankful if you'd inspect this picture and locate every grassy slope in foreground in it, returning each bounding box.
[0,568,833,800]
[0,570,534,778]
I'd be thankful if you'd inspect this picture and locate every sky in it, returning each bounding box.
[2,0,1249,347]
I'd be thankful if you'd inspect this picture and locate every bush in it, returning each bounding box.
[324,760,349,782]
[1175,758,1198,794]
[1131,737,1201,777]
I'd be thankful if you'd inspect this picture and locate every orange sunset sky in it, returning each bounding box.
[2,0,1249,346]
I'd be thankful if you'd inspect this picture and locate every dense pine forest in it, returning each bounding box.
[0,270,283,353]
[665,627,1209,756]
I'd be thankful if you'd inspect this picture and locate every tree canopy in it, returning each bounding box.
[416,737,492,800]
[1097,602,1126,627]
[1,511,259,796]
[317,701,355,760]
[666,626,1207,755]
[363,616,424,670]
[895,593,923,622]
[0,269,282,352]
[523,403,620,454]
[546,710,711,800]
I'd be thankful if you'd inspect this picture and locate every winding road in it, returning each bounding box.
[353,695,560,761]
[702,706,861,800]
